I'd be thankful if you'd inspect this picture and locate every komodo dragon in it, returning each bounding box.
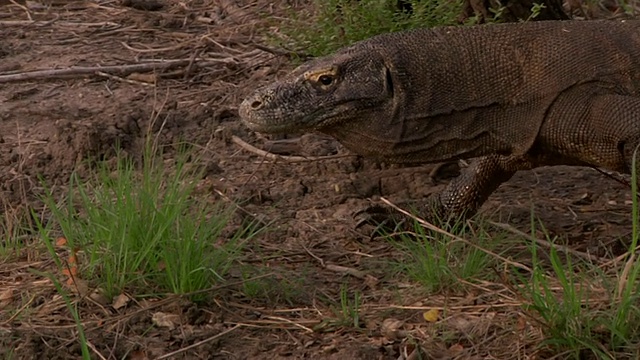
[239,20,640,225]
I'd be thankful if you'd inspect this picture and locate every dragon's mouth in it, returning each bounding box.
[239,96,364,134]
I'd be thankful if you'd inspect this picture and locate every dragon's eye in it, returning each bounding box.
[318,74,334,86]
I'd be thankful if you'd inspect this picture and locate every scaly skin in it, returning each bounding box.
[239,20,640,222]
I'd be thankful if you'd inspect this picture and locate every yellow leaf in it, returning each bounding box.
[423,308,439,322]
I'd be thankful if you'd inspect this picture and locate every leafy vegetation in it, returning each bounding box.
[277,0,467,57]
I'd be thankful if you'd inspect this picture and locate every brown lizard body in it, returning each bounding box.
[239,20,640,222]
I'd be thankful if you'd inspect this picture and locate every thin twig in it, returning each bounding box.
[95,71,154,87]
[9,0,32,21]
[155,324,242,360]
[300,242,325,267]
[488,220,605,264]
[592,166,631,188]
[599,244,640,269]
[184,47,203,80]
[120,41,195,54]
[262,316,314,332]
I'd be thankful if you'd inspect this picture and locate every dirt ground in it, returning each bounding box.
[0,1,637,359]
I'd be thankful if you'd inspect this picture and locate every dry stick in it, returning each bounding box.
[488,220,604,264]
[262,315,314,333]
[300,242,325,267]
[120,41,193,54]
[231,135,353,163]
[0,59,228,83]
[599,244,640,269]
[155,324,242,360]
[0,20,118,26]
[95,71,154,87]
[378,197,533,273]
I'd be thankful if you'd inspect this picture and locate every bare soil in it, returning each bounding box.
[0,1,636,359]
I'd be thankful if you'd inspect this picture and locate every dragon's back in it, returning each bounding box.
[354,20,640,115]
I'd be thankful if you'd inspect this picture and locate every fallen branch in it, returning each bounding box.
[0,20,118,27]
[599,243,640,270]
[0,59,230,83]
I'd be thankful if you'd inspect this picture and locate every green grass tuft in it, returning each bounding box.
[38,143,260,303]
[517,151,640,359]
[392,220,498,294]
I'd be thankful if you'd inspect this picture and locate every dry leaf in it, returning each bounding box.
[364,274,379,289]
[447,314,473,332]
[112,293,131,310]
[0,288,13,309]
[447,313,496,337]
[380,318,406,341]
[152,312,180,330]
[423,308,439,322]
[127,73,157,84]
[89,289,110,306]
[449,343,464,354]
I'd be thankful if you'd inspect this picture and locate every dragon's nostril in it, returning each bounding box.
[251,100,262,109]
